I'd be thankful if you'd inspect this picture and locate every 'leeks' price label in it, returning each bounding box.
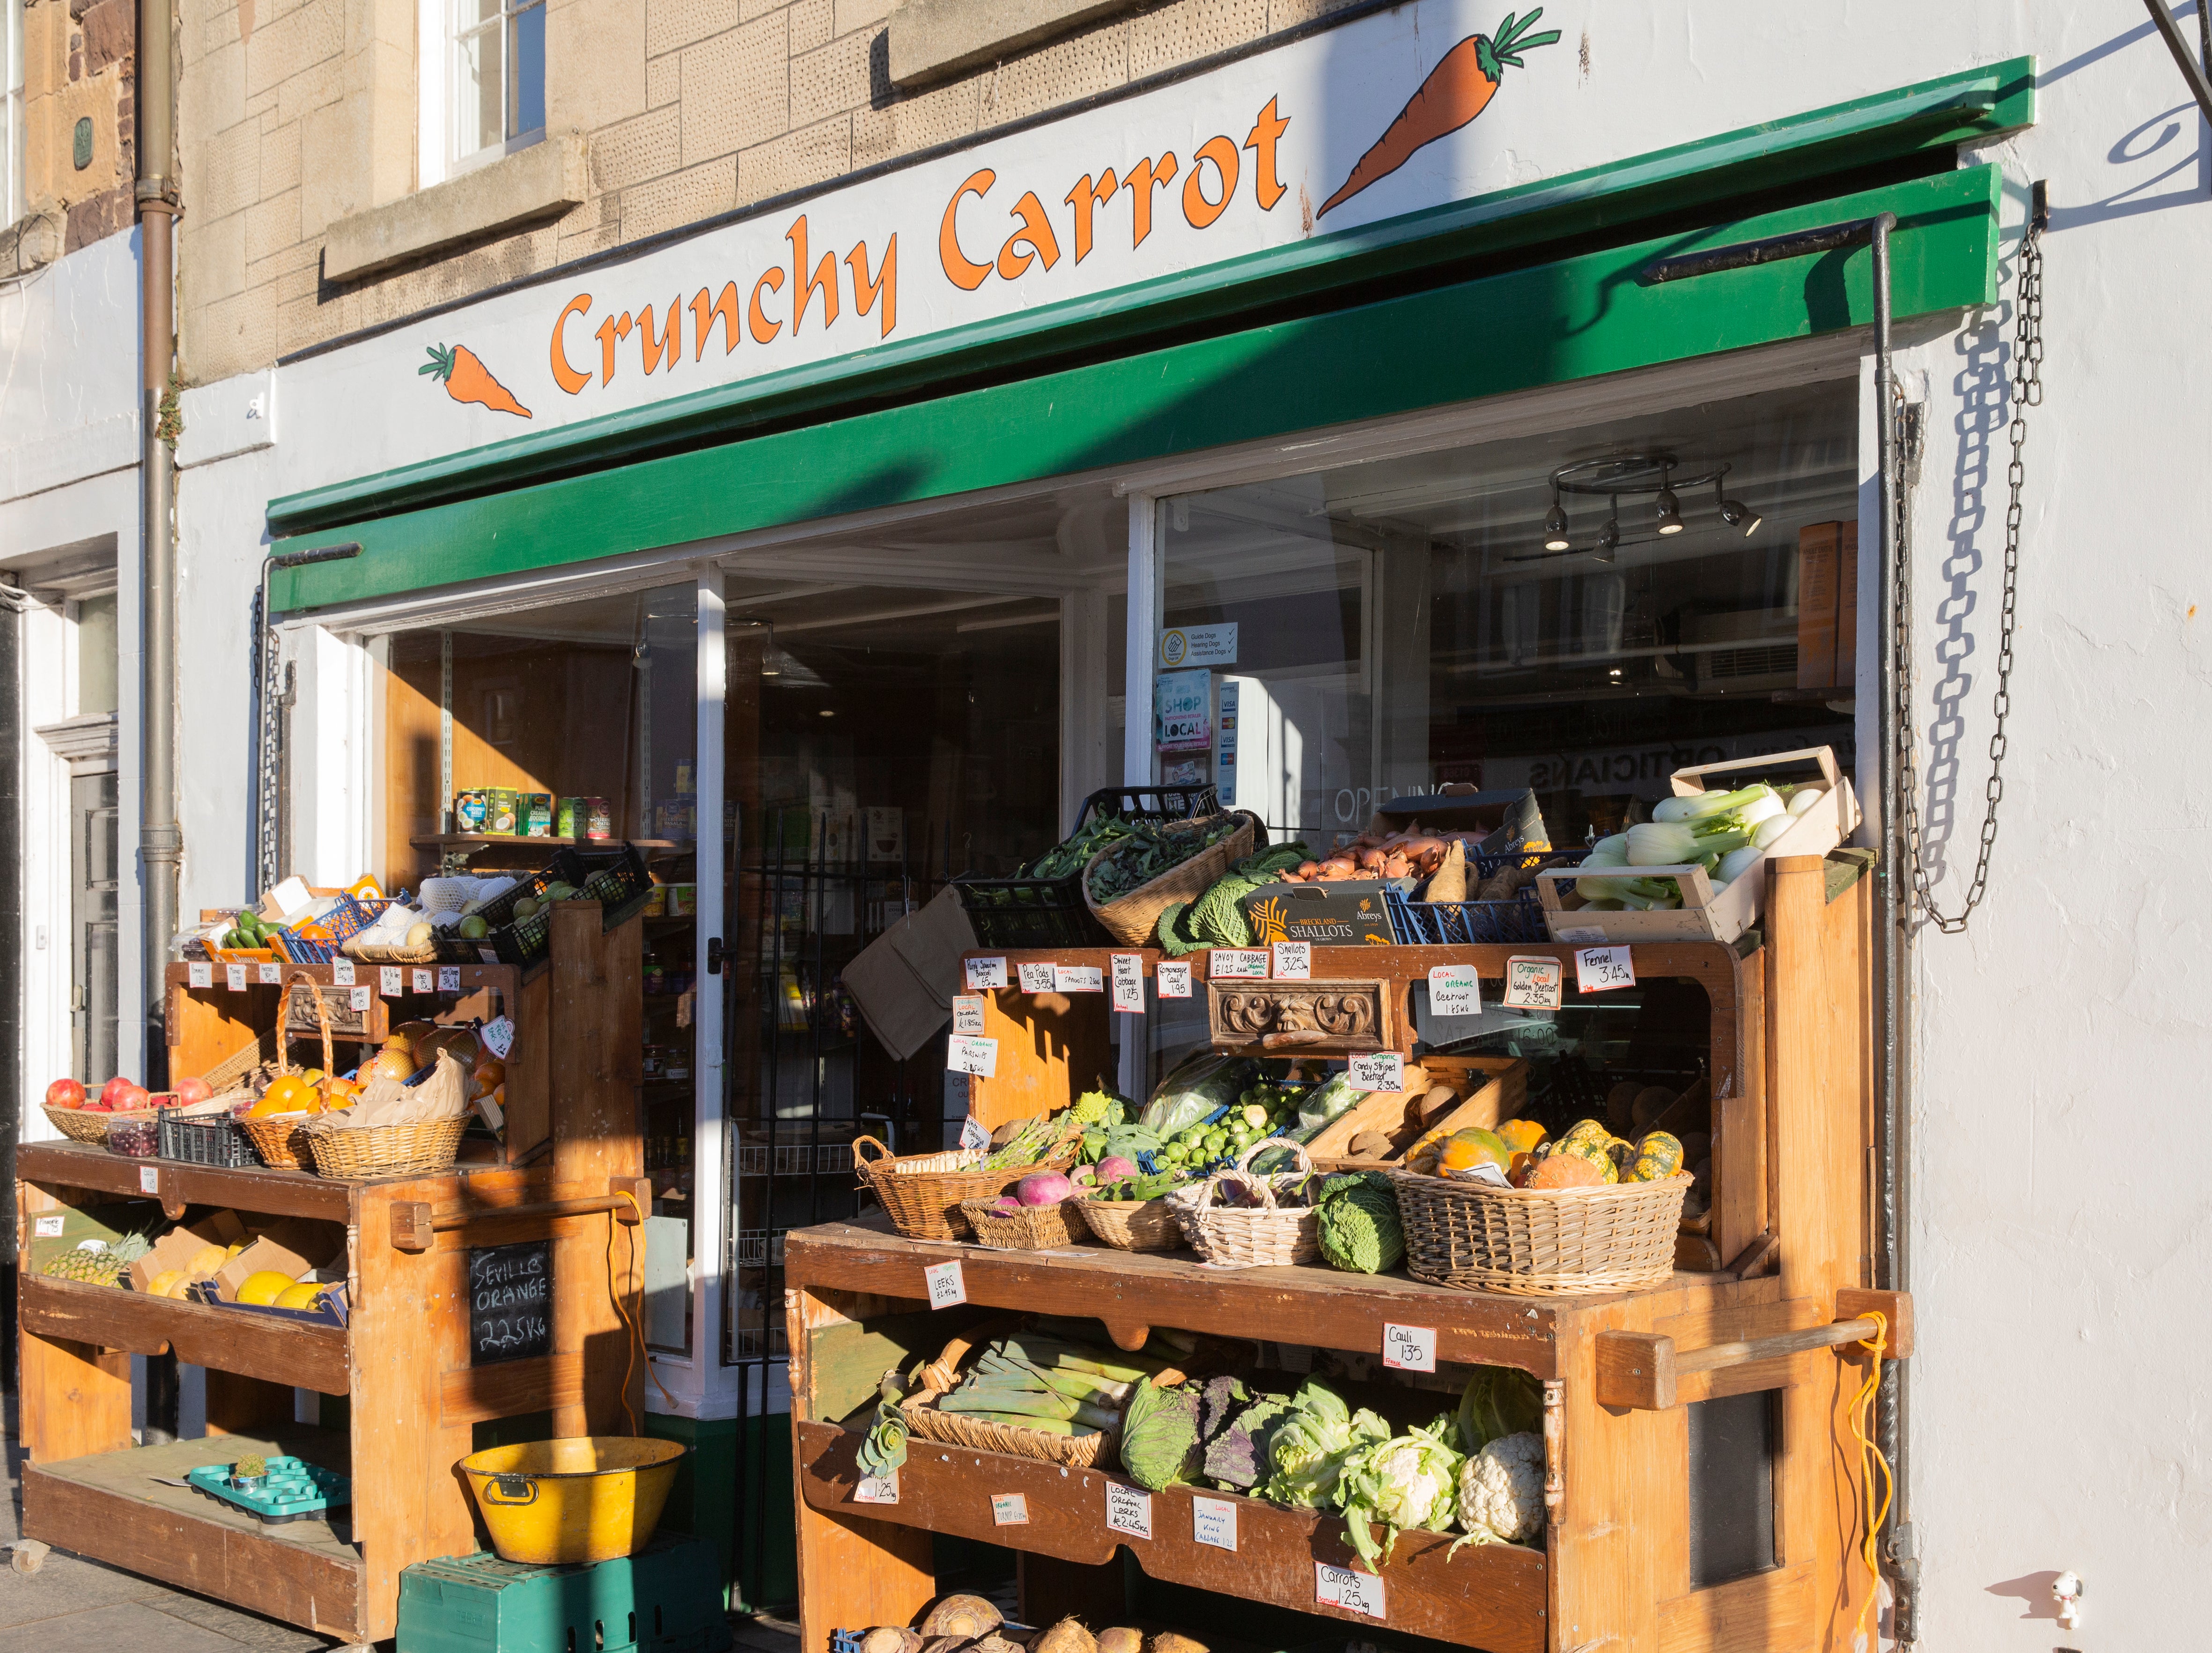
[990,1492,1030,1526]
[1348,1052,1405,1093]
[438,966,461,992]
[1574,945,1636,994]
[1109,953,1146,1013]
[1191,1496,1239,1551]
[350,985,374,1012]
[1316,1562,1386,1618]
[1382,1322,1438,1373]
[1018,962,1056,993]
[947,1035,998,1078]
[1427,965,1480,1018]
[924,1260,967,1309]
[331,959,356,986]
[379,966,403,996]
[1054,964,1104,993]
[1104,1482,1153,1539]
[1502,956,1563,1010]
[855,1473,900,1505]
[951,995,988,1036]
[965,955,1008,990]
[1270,942,1311,980]
[413,968,435,994]
[1155,961,1193,998]
[1209,948,1269,979]
[226,964,248,992]
[258,962,283,984]
[187,962,213,989]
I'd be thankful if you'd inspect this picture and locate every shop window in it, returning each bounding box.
[447,0,545,173]
[1158,381,1858,850]
[1686,1389,1780,1587]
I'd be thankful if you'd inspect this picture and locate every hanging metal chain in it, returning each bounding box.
[1894,215,2042,933]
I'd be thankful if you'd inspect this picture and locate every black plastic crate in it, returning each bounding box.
[952,870,1110,950]
[157,1107,259,1168]
[1385,846,1591,946]
[1069,785,1220,834]
[574,844,654,931]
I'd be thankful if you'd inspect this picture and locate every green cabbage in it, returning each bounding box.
[1316,1172,1405,1274]
[1118,1376,1202,1491]
[1455,1365,1544,1455]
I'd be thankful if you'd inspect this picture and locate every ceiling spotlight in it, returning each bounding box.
[1714,479,1762,536]
[1654,468,1684,536]
[1595,500,1621,564]
[1543,492,1571,552]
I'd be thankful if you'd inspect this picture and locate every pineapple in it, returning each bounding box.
[43,1244,126,1286]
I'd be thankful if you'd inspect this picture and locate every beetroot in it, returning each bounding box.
[1095,1155,1138,1183]
[1015,1171,1073,1206]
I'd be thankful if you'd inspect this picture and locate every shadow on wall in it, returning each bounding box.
[1984,1568,2065,1620]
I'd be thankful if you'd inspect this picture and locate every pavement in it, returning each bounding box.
[1,1393,803,1653]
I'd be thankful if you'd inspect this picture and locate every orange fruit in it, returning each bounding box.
[251,1075,309,1117]
[1496,1119,1547,1155]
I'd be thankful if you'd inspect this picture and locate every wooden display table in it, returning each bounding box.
[785,855,1906,1651]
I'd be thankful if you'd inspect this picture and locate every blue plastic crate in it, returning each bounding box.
[1385,847,1591,946]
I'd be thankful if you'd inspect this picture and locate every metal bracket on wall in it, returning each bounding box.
[2141,2,2212,163]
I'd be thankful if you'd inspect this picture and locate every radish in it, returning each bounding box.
[1095,1155,1138,1183]
[1016,1171,1073,1206]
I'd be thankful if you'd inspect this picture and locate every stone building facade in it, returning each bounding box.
[9,0,139,259]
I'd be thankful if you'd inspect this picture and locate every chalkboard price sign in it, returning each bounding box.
[468,1240,552,1366]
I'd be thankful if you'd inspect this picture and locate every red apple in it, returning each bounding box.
[173,1076,213,1106]
[45,1077,85,1109]
[99,1075,137,1109]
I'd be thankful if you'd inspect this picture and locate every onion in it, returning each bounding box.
[1015,1171,1073,1206]
[1094,1155,1138,1182]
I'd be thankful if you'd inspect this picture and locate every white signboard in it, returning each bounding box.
[1054,964,1104,993]
[1315,1562,1386,1617]
[1270,942,1311,980]
[226,963,248,992]
[1575,945,1637,994]
[1104,1483,1154,1539]
[1110,953,1146,1013]
[1427,965,1480,1018]
[258,962,284,984]
[948,1035,999,1077]
[1502,956,1563,1010]
[855,1473,900,1504]
[331,959,356,985]
[413,968,436,994]
[1209,949,1269,980]
[1159,624,1239,668]
[1155,961,1193,998]
[1348,1052,1405,1094]
[924,1260,967,1308]
[965,956,1009,990]
[187,962,212,988]
[1382,1322,1438,1373]
[1191,1495,1240,1550]
[1018,962,1057,993]
[1156,669,1214,752]
[951,995,988,1036]
[439,966,462,992]
[990,1492,1030,1526]
[379,966,403,997]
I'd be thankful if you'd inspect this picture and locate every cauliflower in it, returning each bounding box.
[1455,1430,1545,1546]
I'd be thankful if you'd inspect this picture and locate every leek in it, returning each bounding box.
[1627,822,1748,866]
[949,1411,1099,1436]
[997,1335,1165,1385]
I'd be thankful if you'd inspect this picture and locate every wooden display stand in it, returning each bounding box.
[14,903,649,1646]
[784,855,1908,1650]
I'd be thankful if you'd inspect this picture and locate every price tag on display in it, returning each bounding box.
[1575,945,1636,994]
[350,985,373,1013]
[924,1260,967,1309]
[481,1016,516,1059]
[1270,942,1311,981]
[413,968,435,994]
[965,956,1009,990]
[1209,949,1269,980]
[1018,962,1057,993]
[226,964,248,992]
[1382,1322,1438,1373]
[33,1214,65,1239]
[187,962,213,989]
[1348,1052,1405,1094]
[959,1115,991,1153]
[951,996,988,1036]
[1315,1562,1386,1618]
[1427,965,1480,1019]
[331,959,355,986]
[1053,964,1103,993]
[1501,956,1563,1011]
[1553,926,1609,946]
[139,1166,160,1195]
[438,967,461,992]
[855,1473,900,1505]
[379,966,403,997]
[990,1492,1030,1526]
[947,1035,998,1078]
[258,962,282,984]
[1109,954,1145,1014]
[1104,1482,1153,1539]
[1155,961,1193,999]
[1191,1495,1239,1551]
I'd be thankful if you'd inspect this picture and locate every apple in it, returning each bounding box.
[173,1076,214,1106]
[45,1077,85,1109]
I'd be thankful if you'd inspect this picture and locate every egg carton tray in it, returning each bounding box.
[184,1455,352,1525]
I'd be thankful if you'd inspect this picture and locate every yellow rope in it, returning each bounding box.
[1847,1310,1896,1646]
[605,1190,680,1433]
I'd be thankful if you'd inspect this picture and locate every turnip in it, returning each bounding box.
[1095,1155,1138,1182]
[1015,1171,1072,1206]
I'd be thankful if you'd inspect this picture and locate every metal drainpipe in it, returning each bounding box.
[137,0,180,1087]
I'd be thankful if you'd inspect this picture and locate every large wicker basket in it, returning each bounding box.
[1074,1191,1184,1252]
[900,1322,1119,1469]
[42,1103,113,1144]
[1390,1169,1693,1295]
[239,972,343,1171]
[304,1116,468,1180]
[1168,1137,1322,1268]
[957,1197,1084,1250]
[855,1134,1075,1241]
[1084,813,1257,948]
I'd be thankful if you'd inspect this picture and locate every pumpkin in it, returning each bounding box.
[1527,1153,1606,1190]
[1629,1131,1684,1182]
[1495,1118,1547,1155]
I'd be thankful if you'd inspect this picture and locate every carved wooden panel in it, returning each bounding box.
[1208,979,1390,1051]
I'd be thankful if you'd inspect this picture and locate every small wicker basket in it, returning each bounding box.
[238,971,342,1172]
[241,1114,317,1172]
[900,1322,1118,1470]
[1084,813,1257,948]
[304,1116,468,1180]
[1169,1137,1323,1268]
[1074,1191,1184,1252]
[1390,1168,1692,1295]
[42,1103,112,1145]
[956,1197,1083,1250]
[854,1134,1074,1241]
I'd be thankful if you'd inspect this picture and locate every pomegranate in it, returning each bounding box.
[45,1077,85,1109]
[173,1076,214,1106]
[98,1075,138,1109]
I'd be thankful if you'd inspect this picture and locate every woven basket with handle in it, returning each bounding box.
[1168,1136,1323,1268]
[1390,1168,1692,1295]
[42,1103,113,1144]
[1073,1190,1184,1252]
[240,971,341,1172]
[1084,813,1257,948]
[899,1320,1121,1470]
[955,1196,1083,1250]
[853,1134,1075,1241]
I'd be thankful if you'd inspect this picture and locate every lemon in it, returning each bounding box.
[236,1270,297,1306]
[273,1282,324,1311]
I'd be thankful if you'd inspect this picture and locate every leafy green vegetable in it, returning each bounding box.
[1202,1389,1297,1491]
[1025,815,1143,879]
[1262,1380,1390,1508]
[1455,1365,1544,1456]
[1335,1417,1466,1567]
[1141,1051,1256,1139]
[1316,1171,1405,1274]
[855,1369,911,1479]
[1119,1377,1203,1491]
[1086,816,1248,903]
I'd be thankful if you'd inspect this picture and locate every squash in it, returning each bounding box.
[1629,1130,1685,1182]
[1495,1118,1546,1155]
[1606,1135,1638,1180]
[1439,1127,1512,1176]
[1554,1119,1621,1182]
[1527,1153,1606,1190]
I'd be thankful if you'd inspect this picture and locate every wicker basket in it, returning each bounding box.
[1391,1169,1693,1295]
[1168,1137,1323,1268]
[240,1114,317,1172]
[1084,813,1257,948]
[956,1197,1084,1250]
[42,1103,112,1144]
[1074,1191,1185,1252]
[304,1116,468,1180]
[237,972,341,1172]
[854,1134,1075,1241]
[900,1323,1118,1469]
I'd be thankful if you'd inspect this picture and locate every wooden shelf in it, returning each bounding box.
[409,834,686,850]
[18,1273,348,1393]
[18,1141,354,1220]
[798,1420,1545,1648]
[21,1428,365,1642]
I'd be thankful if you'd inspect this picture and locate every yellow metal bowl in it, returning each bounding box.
[458,1436,686,1565]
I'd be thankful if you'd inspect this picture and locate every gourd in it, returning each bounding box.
[1527,1153,1606,1190]
[1552,1120,1620,1183]
[1629,1131,1684,1182]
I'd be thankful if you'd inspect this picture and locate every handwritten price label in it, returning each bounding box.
[1017,962,1056,993]
[1270,942,1311,980]
[379,966,404,997]
[855,1473,900,1505]
[1110,953,1146,1013]
[258,962,283,984]
[947,1035,998,1078]
[965,956,1009,990]
[990,1492,1030,1526]
[1054,964,1104,993]
[1316,1562,1386,1618]
[482,1016,516,1058]
[1191,1495,1239,1551]
[1209,948,1269,979]
[1502,956,1563,1010]
[438,966,461,992]
[924,1260,967,1309]
[350,985,374,1012]
[1427,965,1480,1019]
[1382,1322,1438,1373]
[331,959,356,986]
[951,995,988,1036]
[226,964,248,992]
[139,1166,161,1195]
[187,962,213,988]
[413,968,435,994]
[1104,1482,1153,1539]
[1348,1052,1405,1093]
[1575,945,1636,994]
[1155,961,1193,998]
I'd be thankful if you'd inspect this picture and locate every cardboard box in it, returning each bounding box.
[22,1200,162,1278]
[127,1208,249,1295]
[1310,1056,1530,1170]
[208,1219,343,1305]
[1796,521,1858,690]
[1239,881,1403,946]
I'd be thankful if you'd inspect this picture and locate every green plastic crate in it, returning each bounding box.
[397,1536,733,1653]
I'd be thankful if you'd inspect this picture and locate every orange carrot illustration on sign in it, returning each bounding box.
[1318,7,1561,218]
[420,343,533,418]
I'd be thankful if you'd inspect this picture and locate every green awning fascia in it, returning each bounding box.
[274,163,2002,613]
[267,56,2031,543]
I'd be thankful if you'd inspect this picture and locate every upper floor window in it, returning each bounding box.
[450,0,545,172]
[5,0,24,226]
